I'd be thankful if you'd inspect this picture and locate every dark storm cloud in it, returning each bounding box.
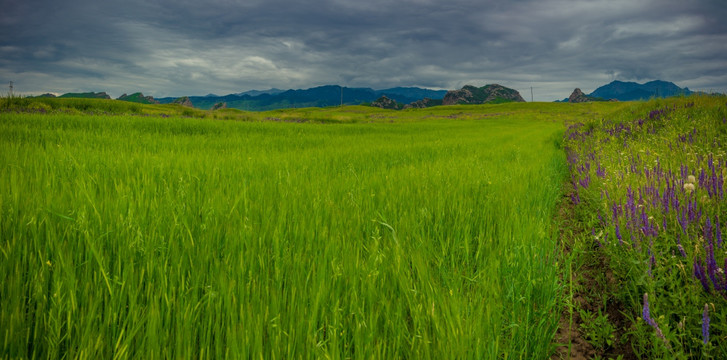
[2,0,726,100]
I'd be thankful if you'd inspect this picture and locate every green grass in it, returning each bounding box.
[1,99,627,358]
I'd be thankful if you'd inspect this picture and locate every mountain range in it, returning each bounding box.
[561,80,692,102]
[155,86,449,111]
[38,80,698,110]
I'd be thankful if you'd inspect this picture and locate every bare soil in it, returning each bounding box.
[551,185,637,360]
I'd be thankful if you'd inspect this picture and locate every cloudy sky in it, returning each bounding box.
[1,0,726,101]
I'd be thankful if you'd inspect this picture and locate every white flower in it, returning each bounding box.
[684,183,696,193]
[687,175,696,184]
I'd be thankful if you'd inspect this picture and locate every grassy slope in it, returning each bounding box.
[1,98,626,358]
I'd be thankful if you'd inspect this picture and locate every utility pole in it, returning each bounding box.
[9,81,13,97]
[530,87,533,102]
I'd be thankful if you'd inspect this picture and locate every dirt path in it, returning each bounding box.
[551,185,637,360]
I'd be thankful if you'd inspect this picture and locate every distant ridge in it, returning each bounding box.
[589,80,691,101]
[155,85,448,111]
[234,88,285,97]
[557,80,692,102]
[39,84,513,111]
[57,92,111,99]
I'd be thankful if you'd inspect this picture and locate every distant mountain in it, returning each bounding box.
[156,85,449,111]
[58,92,111,99]
[589,80,691,101]
[375,87,447,103]
[442,84,525,105]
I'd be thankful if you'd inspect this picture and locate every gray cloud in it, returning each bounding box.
[1,0,725,100]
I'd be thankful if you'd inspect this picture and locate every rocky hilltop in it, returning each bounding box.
[404,98,443,109]
[171,96,194,107]
[442,84,525,105]
[568,88,588,103]
[117,92,159,104]
[371,95,402,110]
[568,88,605,103]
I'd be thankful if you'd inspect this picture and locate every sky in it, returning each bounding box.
[1,0,726,101]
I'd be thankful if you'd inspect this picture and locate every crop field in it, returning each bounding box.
[1,96,726,359]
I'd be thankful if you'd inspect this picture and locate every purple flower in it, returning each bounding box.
[703,304,710,345]
[677,244,687,258]
[717,216,722,248]
[642,293,668,345]
[676,233,687,258]
[596,163,606,178]
[642,293,654,326]
[705,217,713,242]
[615,223,623,245]
[706,241,719,290]
[694,260,711,293]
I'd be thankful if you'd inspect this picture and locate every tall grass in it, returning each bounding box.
[1,103,616,358]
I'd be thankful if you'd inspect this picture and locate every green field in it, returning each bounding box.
[3,97,725,358]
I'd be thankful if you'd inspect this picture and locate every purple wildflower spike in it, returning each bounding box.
[703,304,710,345]
[642,293,668,345]
[717,216,722,248]
[642,293,654,326]
[614,223,622,245]
[676,233,687,258]
[706,242,719,290]
[694,260,711,293]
